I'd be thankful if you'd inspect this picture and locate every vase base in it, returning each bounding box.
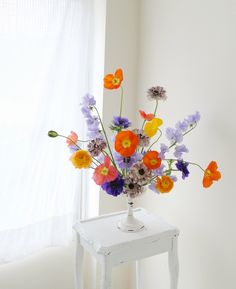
[117,216,145,233]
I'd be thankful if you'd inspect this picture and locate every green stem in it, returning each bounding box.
[153,99,158,116]
[147,129,163,151]
[163,158,205,172]
[93,106,117,169]
[119,86,124,117]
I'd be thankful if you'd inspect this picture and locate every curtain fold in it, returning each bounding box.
[0,0,96,263]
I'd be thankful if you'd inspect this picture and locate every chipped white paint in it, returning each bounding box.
[74,208,179,289]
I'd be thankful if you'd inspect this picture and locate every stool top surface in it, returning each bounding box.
[74,208,179,254]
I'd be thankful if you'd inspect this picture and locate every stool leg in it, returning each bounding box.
[100,257,112,289]
[136,261,142,289]
[75,233,84,289]
[168,236,179,289]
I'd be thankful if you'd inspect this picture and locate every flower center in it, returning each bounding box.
[150,159,157,166]
[128,183,135,189]
[122,139,131,148]
[205,169,211,176]
[124,157,131,164]
[112,77,120,85]
[162,180,169,188]
[138,169,145,175]
[101,167,109,176]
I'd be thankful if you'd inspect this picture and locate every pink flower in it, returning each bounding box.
[93,156,118,185]
[66,131,78,147]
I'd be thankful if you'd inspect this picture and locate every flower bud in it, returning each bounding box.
[48,130,58,138]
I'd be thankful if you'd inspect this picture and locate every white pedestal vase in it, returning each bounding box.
[117,198,145,232]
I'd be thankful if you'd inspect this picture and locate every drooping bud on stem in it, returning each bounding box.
[48,130,58,138]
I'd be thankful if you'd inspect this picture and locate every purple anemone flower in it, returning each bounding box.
[102,175,125,197]
[174,144,189,159]
[113,116,131,129]
[175,159,190,179]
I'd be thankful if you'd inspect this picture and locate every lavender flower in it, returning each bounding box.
[81,93,96,107]
[112,116,131,129]
[102,175,124,197]
[159,143,169,159]
[174,144,189,159]
[81,106,92,119]
[114,152,142,170]
[166,127,183,144]
[175,160,190,179]
[147,86,167,101]
[132,129,150,147]
[69,145,79,154]
[186,111,200,126]
[86,116,102,139]
[148,182,159,194]
[154,164,165,176]
[175,120,189,133]
[170,175,178,182]
[87,138,106,157]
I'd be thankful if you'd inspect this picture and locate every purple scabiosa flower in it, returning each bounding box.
[174,144,189,159]
[123,176,144,199]
[114,152,142,170]
[147,86,167,101]
[166,127,183,144]
[87,138,107,157]
[132,129,150,147]
[175,120,189,133]
[175,159,190,179]
[128,161,152,186]
[159,143,169,159]
[112,116,131,129]
[101,175,124,197]
[81,93,96,107]
[186,111,200,126]
[154,164,165,176]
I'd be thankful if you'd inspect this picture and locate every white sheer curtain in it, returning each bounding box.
[0,0,96,263]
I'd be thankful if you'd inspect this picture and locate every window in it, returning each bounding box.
[0,0,104,263]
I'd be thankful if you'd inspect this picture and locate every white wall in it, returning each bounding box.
[135,0,236,288]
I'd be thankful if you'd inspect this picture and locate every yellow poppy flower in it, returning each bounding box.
[70,150,92,169]
[144,118,163,138]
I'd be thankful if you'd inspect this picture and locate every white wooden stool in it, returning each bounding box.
[74,208,179,289]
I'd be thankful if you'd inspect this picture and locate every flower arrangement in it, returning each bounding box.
[48,68,221,199]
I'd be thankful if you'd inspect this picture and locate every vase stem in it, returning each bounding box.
[117,197,145,232]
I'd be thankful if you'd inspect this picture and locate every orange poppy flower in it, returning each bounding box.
[143,151,161,170]
[115,130,139,157]
[104,68,123,89]
[203,161,221,188]
[156,176,174,193]
[139,110,154,121]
